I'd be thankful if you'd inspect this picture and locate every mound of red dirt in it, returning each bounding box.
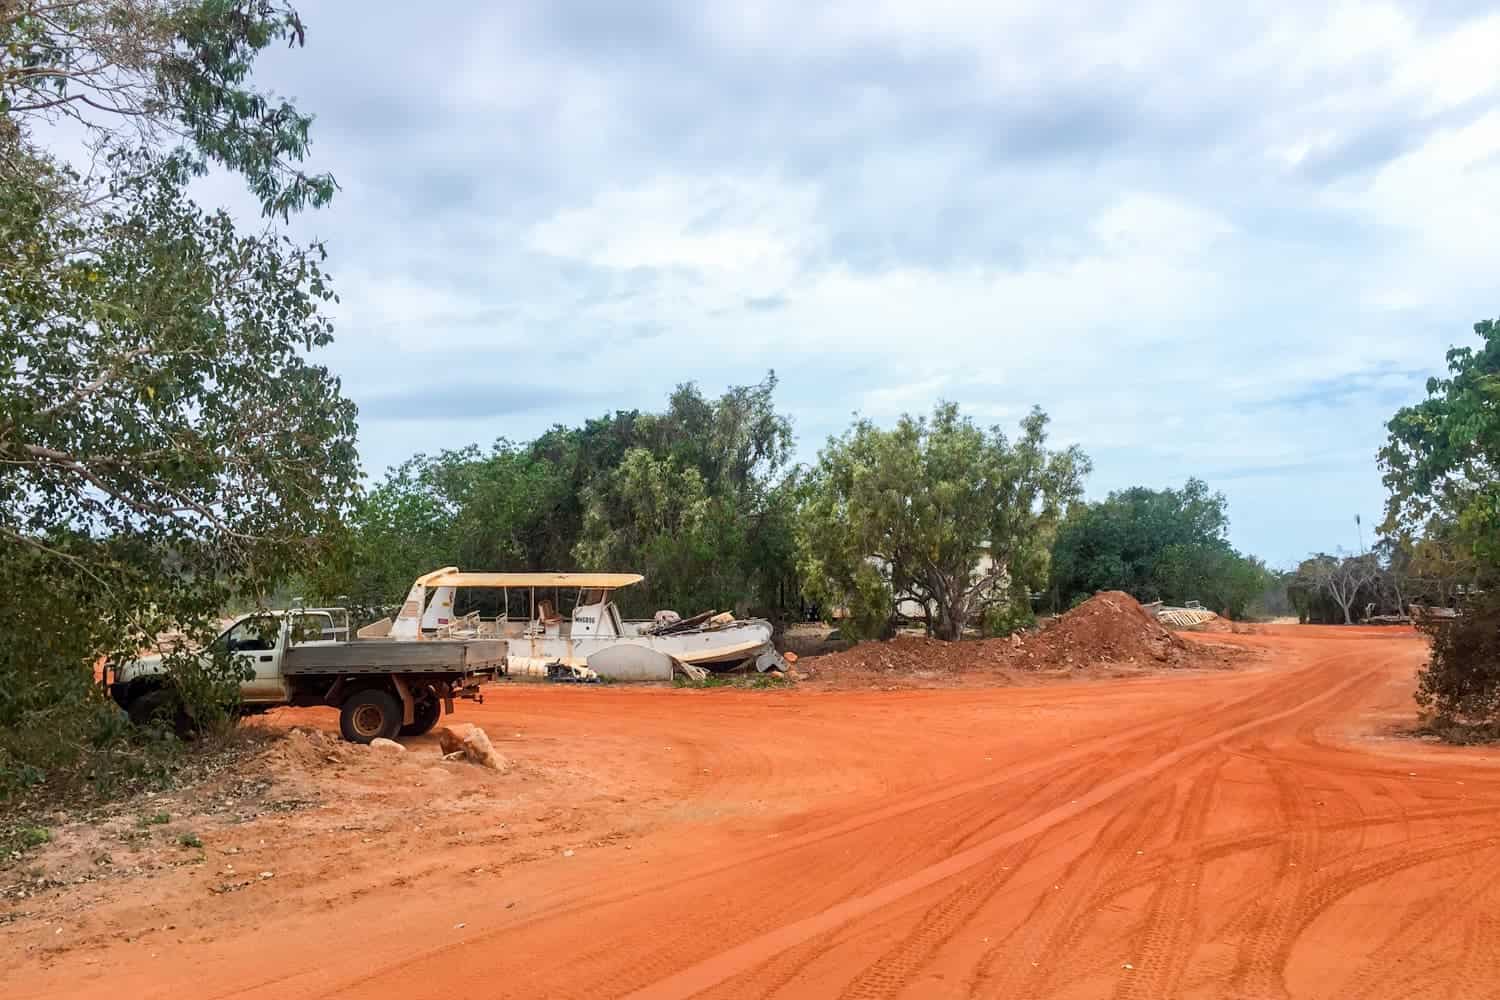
[1032,590,1187,665]
[803,590,1208,686]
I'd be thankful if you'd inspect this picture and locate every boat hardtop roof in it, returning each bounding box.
[415,567,644,590]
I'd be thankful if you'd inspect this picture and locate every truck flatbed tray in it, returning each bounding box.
[282,638,508,675]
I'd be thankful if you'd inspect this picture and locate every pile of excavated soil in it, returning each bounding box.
[1033,590,1186,665]
[802,591,1233,687]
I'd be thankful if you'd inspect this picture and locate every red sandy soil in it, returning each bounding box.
[7,625,1500,999]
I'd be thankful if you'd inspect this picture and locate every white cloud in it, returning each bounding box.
[528,175,820,306]
[193,0,1500,563]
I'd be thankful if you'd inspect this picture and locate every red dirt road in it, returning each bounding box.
[12,625,1500,999]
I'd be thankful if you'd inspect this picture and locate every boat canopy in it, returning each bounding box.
[414,567,644,590]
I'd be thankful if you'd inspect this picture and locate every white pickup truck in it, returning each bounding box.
[107,608,506,742]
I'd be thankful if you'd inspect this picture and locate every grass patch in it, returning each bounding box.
[177,831,202,849]
[1,824,52,859]
[3,727,277,873]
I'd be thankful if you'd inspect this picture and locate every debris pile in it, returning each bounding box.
[264,727,360,769]
[803,590,1223,686]
[1033,591,1187,665]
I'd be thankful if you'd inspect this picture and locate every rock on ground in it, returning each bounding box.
[436,725,506,771]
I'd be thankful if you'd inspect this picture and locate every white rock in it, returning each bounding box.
[370,738,406,753]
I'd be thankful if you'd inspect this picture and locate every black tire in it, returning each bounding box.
[127,687,175,727]
[400,687,442,737]
[339,688,402,744]
[127,687,194,736]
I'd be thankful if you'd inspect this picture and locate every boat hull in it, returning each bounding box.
[503,621,778,680]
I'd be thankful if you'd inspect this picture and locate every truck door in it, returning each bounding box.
[222,615,287,702]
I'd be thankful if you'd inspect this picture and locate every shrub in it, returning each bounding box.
[1415,590,1500,732]
[982,597,1036,638]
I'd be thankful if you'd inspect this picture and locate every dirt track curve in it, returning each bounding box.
[12,625,1500,999]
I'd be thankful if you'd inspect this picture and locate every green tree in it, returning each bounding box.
[1049,479,1268,617]
[1,1,351,796]
[1381,319,1500,569]
[312,376,801,624]
[1380,318,1500,733]
[1407,517,1482,606]
[573,375,797,617]
[798,403,1088,641]
[1293,553,1380,625]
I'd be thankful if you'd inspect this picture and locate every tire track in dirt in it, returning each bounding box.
[249,662,1355,1000]
[1218,754,1320,999]
[654,758,1109,1000]
[1334,863,1500,1000]
[600,659,1369,1000]
[1109,757,1224,1000]
[565,759,1120,1000]
[617,665,1379,1000]
[17,627,1489,1000]
[292,706,1241,1000]
[968,779,1190,1000]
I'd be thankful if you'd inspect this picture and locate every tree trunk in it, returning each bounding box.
[933,597,965,641]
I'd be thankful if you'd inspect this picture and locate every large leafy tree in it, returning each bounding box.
[314,375,801,622]
[798,403,1088,641]
[1049,479,1269,617]
[1381,319,1500,733]
[308,442,569,610]
[574,375,796,616]
[1381,319,1500,569]
[1,1,353,794]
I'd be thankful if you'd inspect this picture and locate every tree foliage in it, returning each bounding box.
[1381,319,1500,571]
[797,403,1088,641]
[1,1,350,797]
[312,375,800,622]
[1379,318,1500,736]
[2,0,336,218]
[1048,478,1270,618]
[575,378,795,615]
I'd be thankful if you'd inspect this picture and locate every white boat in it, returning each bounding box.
[382,568,788,681]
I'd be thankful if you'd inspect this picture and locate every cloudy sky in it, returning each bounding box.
[214,1,1498,566]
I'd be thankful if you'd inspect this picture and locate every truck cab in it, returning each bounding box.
[110,610,340,714]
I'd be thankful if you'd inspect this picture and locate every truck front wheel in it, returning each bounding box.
[127,687,193,737]
[400,686,443,737]
[339,689,402,743]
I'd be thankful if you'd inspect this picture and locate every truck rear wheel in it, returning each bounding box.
[400,686,442,737]
[339,689,402,743]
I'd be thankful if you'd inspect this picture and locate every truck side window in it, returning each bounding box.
[227,616,278,652]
